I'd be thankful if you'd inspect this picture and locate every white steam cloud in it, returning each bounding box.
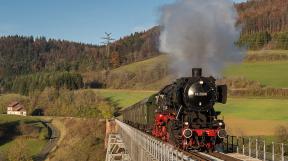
[159,0,245,77]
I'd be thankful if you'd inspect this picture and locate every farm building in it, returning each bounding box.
[7,101,27,116]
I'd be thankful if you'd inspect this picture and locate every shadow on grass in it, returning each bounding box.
[23,120,41,124]
[0,120,21,146]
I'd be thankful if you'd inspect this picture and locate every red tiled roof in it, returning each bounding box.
[8,101,19,107]
[7,101,26,112]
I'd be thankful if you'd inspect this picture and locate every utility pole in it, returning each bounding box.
[101,32,114,70]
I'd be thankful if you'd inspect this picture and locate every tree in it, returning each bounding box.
[110,51,120,68]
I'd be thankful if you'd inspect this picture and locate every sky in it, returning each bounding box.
[0,0,246,45]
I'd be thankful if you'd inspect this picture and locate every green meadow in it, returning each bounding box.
[215,98,288,121]
[95,89,155,107]
[224,61,288,88]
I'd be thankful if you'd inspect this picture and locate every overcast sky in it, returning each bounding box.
[0,0,247,44]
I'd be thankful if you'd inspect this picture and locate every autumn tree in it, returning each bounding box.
[110,51,120,68]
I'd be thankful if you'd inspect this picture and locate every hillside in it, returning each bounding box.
[0,27,160,94]
[83,55,172,90]
[0,27,159,79]
[82,50,288,91]
[45,117,105,161]
[2,0,288,94]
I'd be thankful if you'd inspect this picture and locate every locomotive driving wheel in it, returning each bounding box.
[167,120,181,147]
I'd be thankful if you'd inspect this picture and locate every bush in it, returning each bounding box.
[28,88,113,118]
[6,138,32,161]
[275,126,288,143]
[273,32,288,49]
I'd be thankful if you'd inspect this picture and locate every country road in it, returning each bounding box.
[33,120,60,161]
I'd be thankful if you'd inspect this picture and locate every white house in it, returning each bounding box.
[7,101,27,116]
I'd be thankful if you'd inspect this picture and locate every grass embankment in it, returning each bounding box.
[0,115,48,160]
[97,89,288,136]
[46,117,105,161]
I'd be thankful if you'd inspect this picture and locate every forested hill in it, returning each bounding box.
[236,0,288,49]
[236,0,288,34]
[0,27,160,78]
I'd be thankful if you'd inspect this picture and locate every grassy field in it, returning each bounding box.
[215,98,288,136]
[0,115,48,159]
[223,50,288,88]
[224,61,288,88]
[97,89,288,136]
[95,89,155,107]
[112,55,168,73]
[215,98,288,121]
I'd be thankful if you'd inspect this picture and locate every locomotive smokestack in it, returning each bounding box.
[192,68,202,77]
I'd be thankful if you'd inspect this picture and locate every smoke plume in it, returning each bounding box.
[159,0,245,77]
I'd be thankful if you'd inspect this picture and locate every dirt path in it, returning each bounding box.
[33,120,60,161]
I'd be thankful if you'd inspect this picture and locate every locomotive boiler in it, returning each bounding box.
[120,68,228,152]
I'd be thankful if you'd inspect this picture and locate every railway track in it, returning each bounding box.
[185,151,242,161]
[209,152,242,161]
[177,148,223,161]
[188,152,218,161]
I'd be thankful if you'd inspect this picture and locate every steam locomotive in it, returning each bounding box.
[120,68,227,152]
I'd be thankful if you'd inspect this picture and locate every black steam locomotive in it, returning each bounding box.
[121,68,227,152]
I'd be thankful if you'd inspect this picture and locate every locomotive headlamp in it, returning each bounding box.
[184,122,189,125]
[218,122,223,126]
[188,87,195,98]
